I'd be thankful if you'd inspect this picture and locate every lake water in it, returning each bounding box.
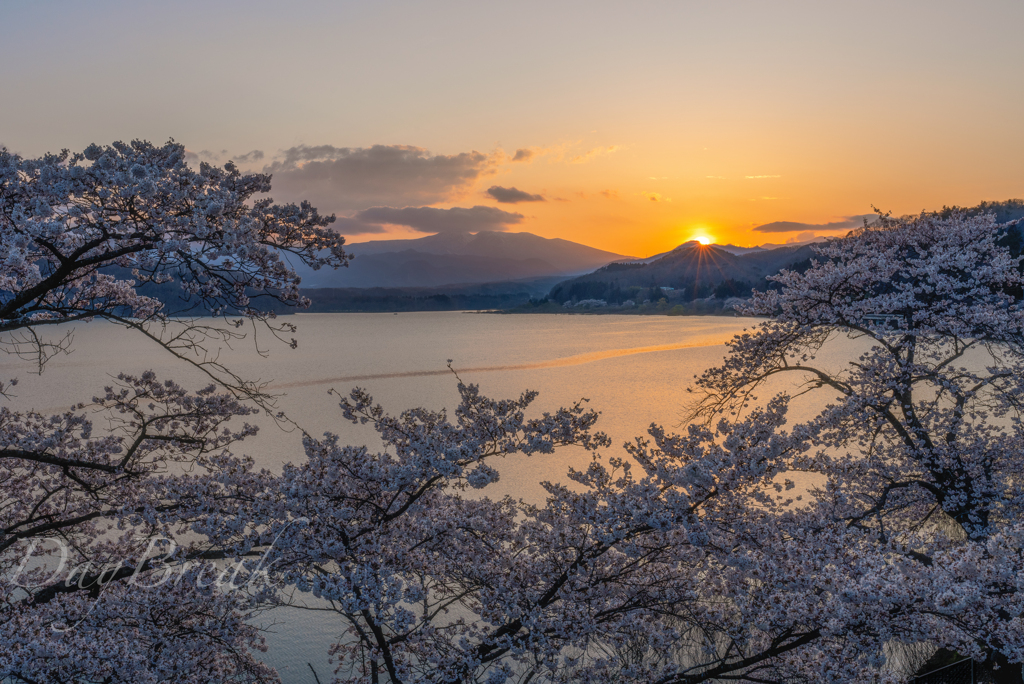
[1,312,769,683]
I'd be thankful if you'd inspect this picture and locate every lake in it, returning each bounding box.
[1,312,766,683]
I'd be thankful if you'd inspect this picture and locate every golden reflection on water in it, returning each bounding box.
[269,339,740,389]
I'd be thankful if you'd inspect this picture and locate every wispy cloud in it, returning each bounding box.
[599,189,619,199]
[486,186,545,203]
[568,145,621,164]
[185,148,225,163]
[705,175,726,179]
[234,149,264,163]
[189,149,229,161]
[745,175,781,179]
[642,191,670,203]
[496,146,552,164]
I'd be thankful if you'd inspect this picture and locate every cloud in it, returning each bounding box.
[331,216,387,234]
[234,149,264,163]
[706,175,726,179]
[343,205,525,235]
[745,175,781,179]
[198,149,229,161]
[185,148,245,164]
[752,214,877,233]
[504,146,556,164]
[568,145,621,164]
[642,191,670,203]
[263,144,496,213]
[486,185,545,203]
[599,189,619,199]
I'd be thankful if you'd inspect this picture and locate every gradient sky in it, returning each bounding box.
[3,0,1022,257]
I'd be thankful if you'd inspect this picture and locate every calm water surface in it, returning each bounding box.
[2,312,767,683]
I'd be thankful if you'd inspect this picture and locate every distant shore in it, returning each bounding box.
[500,297,748,316]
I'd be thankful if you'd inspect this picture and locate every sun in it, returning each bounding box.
[694,235,712,245]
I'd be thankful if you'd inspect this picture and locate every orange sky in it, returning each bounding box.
[3,1,1022,257]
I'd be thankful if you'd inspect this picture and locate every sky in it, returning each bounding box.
[2,0,1022,257]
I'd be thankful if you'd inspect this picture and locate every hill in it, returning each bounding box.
[290,230,632,288]
[548,242,817,304]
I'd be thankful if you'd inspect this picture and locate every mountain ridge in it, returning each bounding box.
[292,230,633,288]
[548,242,818,304]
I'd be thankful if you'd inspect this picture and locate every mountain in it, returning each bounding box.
[628,241,767,263]
[713,243,768,256]
[290,231,632,288]
[624,238,822,264]
[550,242,817,304]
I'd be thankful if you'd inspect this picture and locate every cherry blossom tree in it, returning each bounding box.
[0,139,347,405]
[0,372,280,683]
[682,211,1024,681]
[0,140,347,683]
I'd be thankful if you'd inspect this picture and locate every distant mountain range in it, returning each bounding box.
[281,199,1024,311]
[108,200,1024,314]
[627,239,819,263]
[290,231,632,288]
[548,242,819,304]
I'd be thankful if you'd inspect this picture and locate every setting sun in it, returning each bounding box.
[694,235,712,245]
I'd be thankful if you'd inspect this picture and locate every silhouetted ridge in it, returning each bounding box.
[290,230,631,288]
[549,243,816,304]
